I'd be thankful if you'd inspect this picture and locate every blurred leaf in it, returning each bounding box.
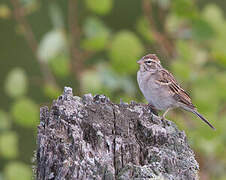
[192,49,208,66]
[81,63,135,96]
[211,41,226,66]
[202,4,224,30]
[175,40,193,61]
[0,110,11,131]
[19,0,36,6]
[0,132,18,159]
[4,161,32,180]
[175,40,208,67]
[19,0,39,14]
[212,52,226,67]
[109,30,144,74]
[193,75,219,114]
[97,64,136,95]
[49,3,64,28]
[85,0,113,15]
[38,29,67,62]
[197,137,218,155]
[5,68,28,98]
[49,54,70,78]
[81,70,102,94]
[0,4,11,19]
[120,77,136,95]
[82,17,110,51]
[154,0,170,9]
[98,64,120,90]
[215,72,226,100]
[136,16,154,42]
[43,84,62,99]
[11,98,38,128]
[171,60,190,81]
[191,18,215,41]
[219,175,226,180]
[172,0,197,19]
[210,24,226,67]
[165,14,186,36]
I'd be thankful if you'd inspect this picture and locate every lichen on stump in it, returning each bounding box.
[36,87,199,180]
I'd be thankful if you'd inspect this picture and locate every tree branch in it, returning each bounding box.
[10,0,58,87]
[68,0,95,95]
[142,0,175,58]
[68,0,83,95]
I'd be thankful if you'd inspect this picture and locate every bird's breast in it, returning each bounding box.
[137,71,174,110]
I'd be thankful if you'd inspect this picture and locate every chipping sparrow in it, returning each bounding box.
[137,54,215,130]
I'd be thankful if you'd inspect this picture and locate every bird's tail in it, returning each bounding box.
[193,111,215,130]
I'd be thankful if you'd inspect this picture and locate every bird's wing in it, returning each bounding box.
[156,69,195,109]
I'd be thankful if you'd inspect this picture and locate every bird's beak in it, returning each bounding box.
[137,59,143,65]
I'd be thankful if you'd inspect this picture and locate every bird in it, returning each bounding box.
[137,54,215,130]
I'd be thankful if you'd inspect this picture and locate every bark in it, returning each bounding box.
[36,87,199,180]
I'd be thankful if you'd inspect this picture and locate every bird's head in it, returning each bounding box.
[137,54,162,72]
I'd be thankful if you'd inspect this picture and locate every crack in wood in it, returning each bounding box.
[112,106,117,180]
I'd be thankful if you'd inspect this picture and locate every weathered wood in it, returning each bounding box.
[36,87,199,180]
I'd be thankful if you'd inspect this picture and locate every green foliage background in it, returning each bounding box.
[0,0,226,179]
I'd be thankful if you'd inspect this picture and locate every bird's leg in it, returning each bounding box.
[162,107,173,119]
[147,104,158,116]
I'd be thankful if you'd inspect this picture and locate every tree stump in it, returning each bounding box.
[36,87,199,180]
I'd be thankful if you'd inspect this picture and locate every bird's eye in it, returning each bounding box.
[145,60,151,64]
